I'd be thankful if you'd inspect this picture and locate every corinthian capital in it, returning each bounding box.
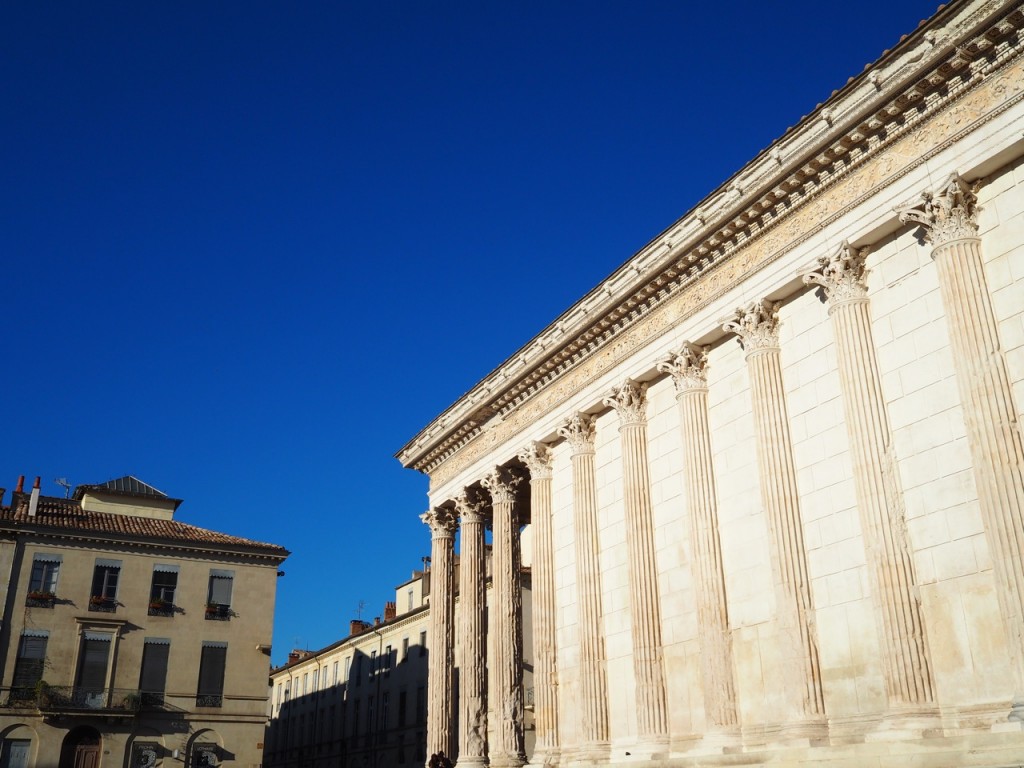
[802,241,870,305]
[481,466,521,504]
[558,412,596,454]
[453,489,487,525]
[657,343,709,392]
[604,379,649,425]
[517,441,553,480]
[722,299,780,351]
[421,507,458,538]
[897,173,980,247]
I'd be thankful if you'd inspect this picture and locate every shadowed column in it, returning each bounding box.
[482,466,526,767]
[456,490,489,767]
[421,507,459,763]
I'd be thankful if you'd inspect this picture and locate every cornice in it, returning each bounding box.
[396,0,1023,476]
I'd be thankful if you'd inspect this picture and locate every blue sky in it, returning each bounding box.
[2,1,940,664]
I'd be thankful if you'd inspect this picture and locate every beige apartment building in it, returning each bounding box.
[0,476,288,768]
[397,1,1024,766]
[265,553,534,768]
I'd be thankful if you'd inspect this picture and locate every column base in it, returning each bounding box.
[489,754,526,768]
[457,757,489,768]
[567,742,609,765]
[526,746,561,767]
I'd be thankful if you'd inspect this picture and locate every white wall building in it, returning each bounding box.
[397,2,1024,766]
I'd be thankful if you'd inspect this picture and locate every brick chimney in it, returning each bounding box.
[350,619,370,636]
[288,650,302,664]
[384,601,396,621]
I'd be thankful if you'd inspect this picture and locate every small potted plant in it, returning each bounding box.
[25,590,56,607]
[89,595,106,606]
[150,597,171,610]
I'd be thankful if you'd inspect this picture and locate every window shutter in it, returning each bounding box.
[77,635,111,690]
[208,571,233,605]
[140,641,171,693]
[198,643,228,696]
[12,633,48,689]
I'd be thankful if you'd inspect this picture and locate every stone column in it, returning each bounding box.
[723,300,826,723]
[482,466,526,768]
[657,346,739,729]
[421,507,459,763]
[456,490,489,767]
[556,413,610,759]
[803,242,935,709]
[603,381,670,751]
[900,174,1024,718]
[518,442,560,765]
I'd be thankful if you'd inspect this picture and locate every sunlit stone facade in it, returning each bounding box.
[398,1,1024,765]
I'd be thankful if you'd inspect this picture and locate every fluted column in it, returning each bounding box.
[557,413,609,758]
[456,490,489,767]
[657,346,739,729]
[482,466,526,768]
[723,300,825,722]
[803,242,935,709]
[422,507,459,763]
[518,442,560,765]
[900,174,1024,718]
[603,381,670,750]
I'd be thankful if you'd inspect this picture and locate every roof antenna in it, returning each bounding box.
[356,599,366,621]
[54,478,72,499]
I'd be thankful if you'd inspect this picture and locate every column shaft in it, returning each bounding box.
[558,414,610,757]
[659,348,738,729]
[604,381,669,747]
[422,508,458,763]
[804,243,935,708]
[484,468,526,768]
[457,492,488,767]
[519,443,559,764]
[725,301,825,721]
[901,176,1024,713]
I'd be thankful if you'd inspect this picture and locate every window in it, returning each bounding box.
[384,645,392,677]
[90,559,121,611]
[206,569,233,620]
[333,660,339,686]
[28,553,61,596]
[381,691,390,730]
[354,656,362,687]
[419,630,427,656]
[344,656,352,684]
[401,637,409,663]
[351,698,360,738]
[398,690,407,726]
[370,650,377,677]
[76,632,112,706]
[11,631,48,700]
[139,638,170,705]
[312,669,319,691]
[407,588,413,612]
[197,642,227,707]
[415,686,425,724]
[302,673,308,695]
[150,564,178,608]
[366,698,374,747]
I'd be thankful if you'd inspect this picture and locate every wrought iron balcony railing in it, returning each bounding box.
[34,685,142,712]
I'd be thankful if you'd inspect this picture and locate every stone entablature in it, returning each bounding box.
[397,2,1024,481]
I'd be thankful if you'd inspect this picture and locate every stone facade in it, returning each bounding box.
[397,1,1024,765]
[0,476,287,768]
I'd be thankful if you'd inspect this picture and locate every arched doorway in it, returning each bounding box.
[59,727,101,768]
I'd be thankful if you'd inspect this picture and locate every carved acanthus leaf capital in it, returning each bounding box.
[420,507,458,538]
[603,379,648,425]
[481,466,521,505]
[897,173,980,247]
[656,343,709,392]
[557,412,596,454]
[517,441,553,480]
[722,299,780,351]
[453,490,487,525]
[802,241,870,305]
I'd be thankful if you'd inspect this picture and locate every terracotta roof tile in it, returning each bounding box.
[0,495,288,557]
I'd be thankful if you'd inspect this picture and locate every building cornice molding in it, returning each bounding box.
[396,0,1024,479]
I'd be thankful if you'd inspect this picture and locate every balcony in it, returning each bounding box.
[35,685,142,713]
[204,603,231,621]
[88,596,117,614]
[148,600,175,617]
[25,592,56,609]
